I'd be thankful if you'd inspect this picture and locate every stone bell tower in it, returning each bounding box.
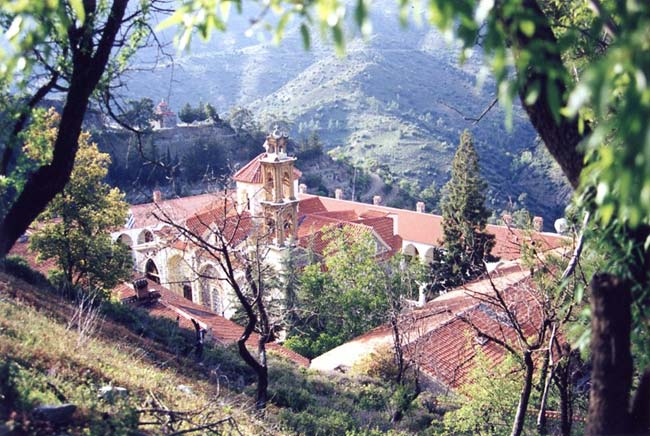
[259,126,298,247]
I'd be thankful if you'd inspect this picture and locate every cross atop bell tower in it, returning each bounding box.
[259,126,298,247]
[264,125,288,156]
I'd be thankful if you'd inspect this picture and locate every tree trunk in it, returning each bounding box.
[0,0,130,258]
[586,274,633,435]
[390,314,404,385]
[511,350,535,436]
[255,362,269,410]
[511,0,587,190]
[551,345,574,436]
[629,370,650,434]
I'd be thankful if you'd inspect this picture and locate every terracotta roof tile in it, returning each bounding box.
[297,197,327,216]
[298,194,567,260]
[309,265,535,383]
[233,153,302,184]
[129,193,224,229]
[113,279,309,367]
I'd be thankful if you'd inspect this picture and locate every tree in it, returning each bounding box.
[124,98,155,131]
[204,103,220,124]
[285,226,421,358]
[29,120,131,292]
[178,102,203,123]
[431,130,495,293]
[0,0,153,258]
[228,107,258,133]
[153,197,276,409]
[443,353,529,436]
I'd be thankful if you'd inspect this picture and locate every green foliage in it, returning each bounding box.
[228,107,258,132]
[442,353,532,436]
[0,107,58,218]
[29,132,132,292]
[286,227,423,358]
[178,102,206,123]
[204,102,220,123]
[431,130,495,294]
[0,256,52,290]
[181,139,229,182]
[123,97,155,131]
[565,5,650,229]
[177,101,221,124]
[296,131,324,160]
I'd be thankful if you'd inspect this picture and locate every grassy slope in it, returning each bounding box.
[0,270,272,435]
[0,267,446,435]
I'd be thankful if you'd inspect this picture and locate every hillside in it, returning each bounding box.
[0,262,447,435]
[90,122,415,207]
[115,0,571,224]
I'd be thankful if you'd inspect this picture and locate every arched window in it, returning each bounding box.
[283,213,294,238]
[199,265,215,309]
[145,259,160,283]
[182,284,193,301]
[403,244,420,262]
[117,233,133,247]
[283,171,292,198]
[167,254,188,295]
[138,229,154,244]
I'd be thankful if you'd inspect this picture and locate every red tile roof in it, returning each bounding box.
[233,153,302,184]
[309,265,539,388]
[129,193,225,229]
[413,277,544,387]
[295,210,401,257]
[184,200,253,246]
[8,235,58,276]
[297,196,327,215]
[113,279,310,367]
[298,193,567,261]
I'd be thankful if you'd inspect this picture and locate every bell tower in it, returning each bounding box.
[260,126,298,247]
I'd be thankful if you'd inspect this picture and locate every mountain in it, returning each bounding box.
[120,2,571,225]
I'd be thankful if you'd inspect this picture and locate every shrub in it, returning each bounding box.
[1,256,52,289]
[352,345,399,381]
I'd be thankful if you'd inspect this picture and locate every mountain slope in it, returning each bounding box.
[122,3,571,224]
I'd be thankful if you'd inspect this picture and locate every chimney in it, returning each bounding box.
[298,183,307,194]
[416,201,425,213]
[502,212,513,227]
[533,216,544,232]
[554,218,568,234]
[335,188,344,200]
[417,282,427,307]
[373,195,382,206]
[153,190,162,203]
[133,278,149,300]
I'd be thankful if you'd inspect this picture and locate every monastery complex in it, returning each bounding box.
[10,128,570,387]
[112,128,566,319]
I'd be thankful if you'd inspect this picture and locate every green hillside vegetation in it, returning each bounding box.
[0,260,451,435]
[123,8,571,225]
[250,36,571,222]
[89,118,422,208]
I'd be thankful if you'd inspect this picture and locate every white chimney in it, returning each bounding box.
[153,190,162,203]
[373,195,382,206]
[416,201,425,213]
[335,188,344,200]
[533,216,544,232]
[299,183,307,194]
[417,282,427,307]
[554,218,569,234]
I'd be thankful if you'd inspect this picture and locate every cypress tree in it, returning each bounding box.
[431,130,495,293]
